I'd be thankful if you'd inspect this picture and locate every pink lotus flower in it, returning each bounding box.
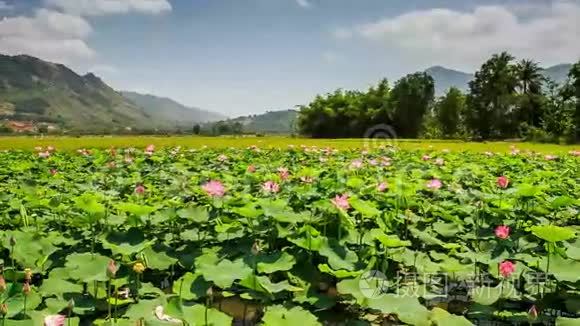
[77,148,91,156]
[44,314,66,326]
[495,225,510,239]
[50,169,58,176]
[34,146,43,151]
[499,260,516,278]
[247,165,256,173]
[421,155,431,161]
[511,148,520,155]
[218,154,228,162]
[350,159,363,169]
[300,176,314,184]
[331,194,350,210]
[47,146,55,152]
[107,162,116,169]
[278,167,290,180]
[124,156,134,164]
[484,151,494,157]
[377,182,388,192]
[262,181,280,193]
[107,260,118,278]
[497,176,509,189]
[319,157,328,163]
[135,184,146,195]
[144,144,155,156]
[569,150,580,157]
[426,179,442,190]
[544,154,556,161]
[434,158,445,166]
[528,305,538,320]
[368,159,378,166]
[38,151,50,158]
[202,180,225,197]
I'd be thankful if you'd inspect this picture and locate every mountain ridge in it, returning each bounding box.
[424,63,572,95]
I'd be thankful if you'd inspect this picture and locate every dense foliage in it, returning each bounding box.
[298,53,580,142]
[0,145,579,325]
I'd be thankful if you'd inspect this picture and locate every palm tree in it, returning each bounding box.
[516,59,544,95]
[515,59,545,127]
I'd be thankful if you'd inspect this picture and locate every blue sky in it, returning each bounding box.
[1,0,579,116]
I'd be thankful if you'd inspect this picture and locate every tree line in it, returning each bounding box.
[297,52,580,142]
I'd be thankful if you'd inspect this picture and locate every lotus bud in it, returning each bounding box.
[206,286,213,298]
[133,262,145,274]
[67,298,75,310]
[22,282,31,295]
[9,236,16,247]
[251,241,261,256]
[0,303,7,316]
[0,275,5,292]
[528,305,538,320]
[107,260,118,279]
[24,268,32,282]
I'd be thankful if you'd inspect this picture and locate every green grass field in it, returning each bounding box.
[0,135,578,153]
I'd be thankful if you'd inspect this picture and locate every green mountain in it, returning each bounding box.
[0,54,154,132]
[121,91,225,127]
[425,64,572,95]
[209,110,298,134]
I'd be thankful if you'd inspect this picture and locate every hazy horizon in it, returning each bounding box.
[1,0,579,116]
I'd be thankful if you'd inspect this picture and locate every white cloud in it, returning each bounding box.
[296,0,311,9]
[0,9,95,64]
[0,1,13,11]
[337,0,580,68]
[45,0,172,16]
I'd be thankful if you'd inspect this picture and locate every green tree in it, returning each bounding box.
[515,59,545,127]
[192,124,201,135]
[390,72,435,138]
[569,60,580,140]
[466,52,518,139]
[435,87,465,137]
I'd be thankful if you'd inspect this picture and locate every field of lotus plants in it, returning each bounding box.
[0,144,579,325]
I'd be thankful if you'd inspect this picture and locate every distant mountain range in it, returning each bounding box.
[121,91,225,127]
[210,110,298,134]
[0,53,223,132]
[425,64,572,95]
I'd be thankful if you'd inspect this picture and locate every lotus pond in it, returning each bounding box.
[0,145,579,325]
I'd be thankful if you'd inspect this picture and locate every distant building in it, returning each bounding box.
[6,121,37,133]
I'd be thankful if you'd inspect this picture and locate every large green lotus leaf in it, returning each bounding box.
[142,246,177,270]
[270,210,310,224]
[115,202,157,216]
[514,184,543,198]
[336,277,370,304]
[541,253,580,283]
[64,253,111,282]
[470,285,502,305]
[182,304,233,326]
[123,298,168,323]
[349,197,380,218]
[288,234,325,251]
[432,221,462,238]
[173,272,211,300]
[1,230,57,269]
[260,199,287,217]
[197,258,252,289]
[367,295,430,326]
[318,264,363,278]
[74,193,105,216]
[318,238,358,271]
[3,288,42,318]
[101,228,154,257]
[565,297,580,314]
[556,317,580,325]
[240,274,302,294]
[177,205,209,223]
[257,251,296,274]
[262,305,321,326]
[566,238,580,260]
[430,307,473,326]
[531,225,576,243]
[39,268,83,296]
[551,196,577,209]
[346,177,365,189]
[410,228,444,246]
